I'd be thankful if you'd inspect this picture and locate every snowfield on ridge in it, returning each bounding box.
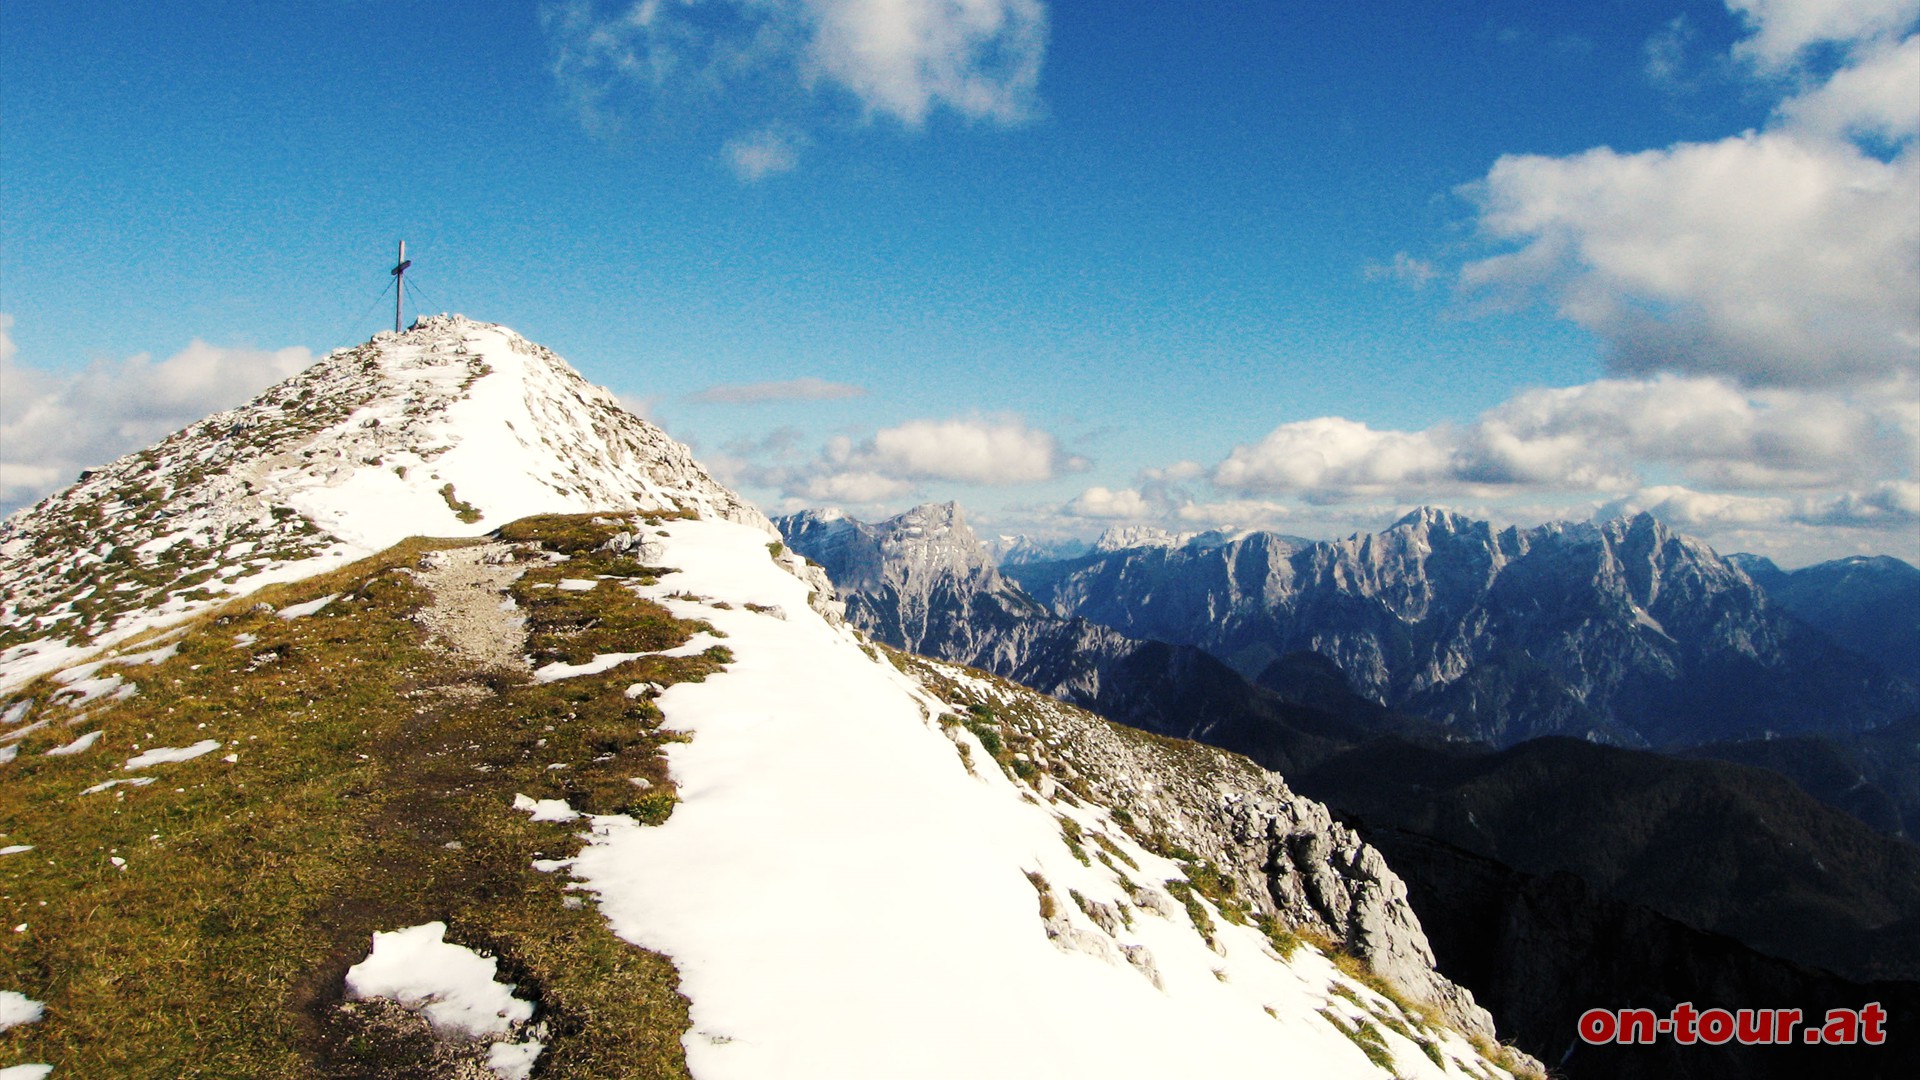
[559,516,1520,1077]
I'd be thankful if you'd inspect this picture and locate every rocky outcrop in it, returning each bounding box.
[897,652,1508,1045]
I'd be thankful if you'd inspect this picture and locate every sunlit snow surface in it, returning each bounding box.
[344,922,544,1079]
[568,518,1496,1079]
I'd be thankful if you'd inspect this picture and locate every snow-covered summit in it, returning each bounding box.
[1091,524,1193,554]
[0,315,763,691]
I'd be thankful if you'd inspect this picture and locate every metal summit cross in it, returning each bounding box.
[391,241,412,332]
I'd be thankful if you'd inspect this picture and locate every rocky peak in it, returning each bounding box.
[1092,524,1191,553]
[0,316,765,691]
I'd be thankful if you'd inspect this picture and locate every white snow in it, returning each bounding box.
[0,1065,52,1080]
[532,653,646,684]
[511,794,580,823]
[344,922,544,1077]
[0,847,31,857]
[276,593,340,619]
[81,777,156,795]
[485,1039,545,1080]
[345,922,533,1036]
[123,739,221,770]
[43,730,102,757]
[556,578,598,591]
[565,517,1484,1079]
[0,746,15,765]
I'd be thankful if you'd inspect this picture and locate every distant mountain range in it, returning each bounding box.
[1000,507,1915,749]
[1729,553,1920,683]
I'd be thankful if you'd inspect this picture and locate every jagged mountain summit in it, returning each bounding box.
[1005,507,1915,748]
[0,314,762,693]
[0,320,1533,1078]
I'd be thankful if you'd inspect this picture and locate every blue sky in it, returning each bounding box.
[3,1,1916,564]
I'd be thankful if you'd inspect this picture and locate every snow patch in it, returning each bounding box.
[123,739,221,770]
[277,593,341,619]
[344,922,544,1077]
[43,730,102,757]
[511,794,580,823]
[532,653,645,683]
[82,777,156,795]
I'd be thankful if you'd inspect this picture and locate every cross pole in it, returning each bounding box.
[391,241,411,332]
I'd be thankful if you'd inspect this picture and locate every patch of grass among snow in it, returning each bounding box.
[0,515,727,1077]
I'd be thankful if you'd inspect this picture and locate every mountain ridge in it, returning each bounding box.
[0,319,1533,1078]
[0,314,768,694]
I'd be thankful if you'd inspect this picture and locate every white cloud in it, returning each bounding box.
[1460,4,1920,389]
[1066,485,1150,519]
[1796,479,1920,525]
[1206,374,1912,511]
[796,468,917,503]
[721,413,1079,508]
[1599,485,1797,529]
[688,376,867,404]
[1212,416,1455,500]
[1172,498,1294,529]
[725,126,805,180]
[1727,0,1918,69]
[1363,251,1440,290]
[848,415,1074,484]
[543,0,1047,158]
[1463,133,1917,387]
[1,320,314,515]
[1777,33,1920,142]
[804,0,1048,125]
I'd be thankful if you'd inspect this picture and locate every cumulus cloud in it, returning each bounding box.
[804,0,1048,125]
[543,0,1047,160]
[1212,416,1456,500]
[720,413,1080,508]
[1206,374,1912,509]
[1066,485,1151,519]
[1777,33,1920,142]
[1463,133,1917,387]
[1,319,314,515]
[688,376,867,404]
[1461,1,1920,389]
[837,415,1077,484]
[1727,0,1919,70]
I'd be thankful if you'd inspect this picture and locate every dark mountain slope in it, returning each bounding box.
[1365,825,1920,1080]
[1298,736,1920,984]
[1732,553,1920,682]
[1684,713,1920,841]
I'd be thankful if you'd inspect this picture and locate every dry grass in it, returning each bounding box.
[0,514,726,1077]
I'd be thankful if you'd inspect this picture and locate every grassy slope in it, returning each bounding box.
[1,513,727,1078]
